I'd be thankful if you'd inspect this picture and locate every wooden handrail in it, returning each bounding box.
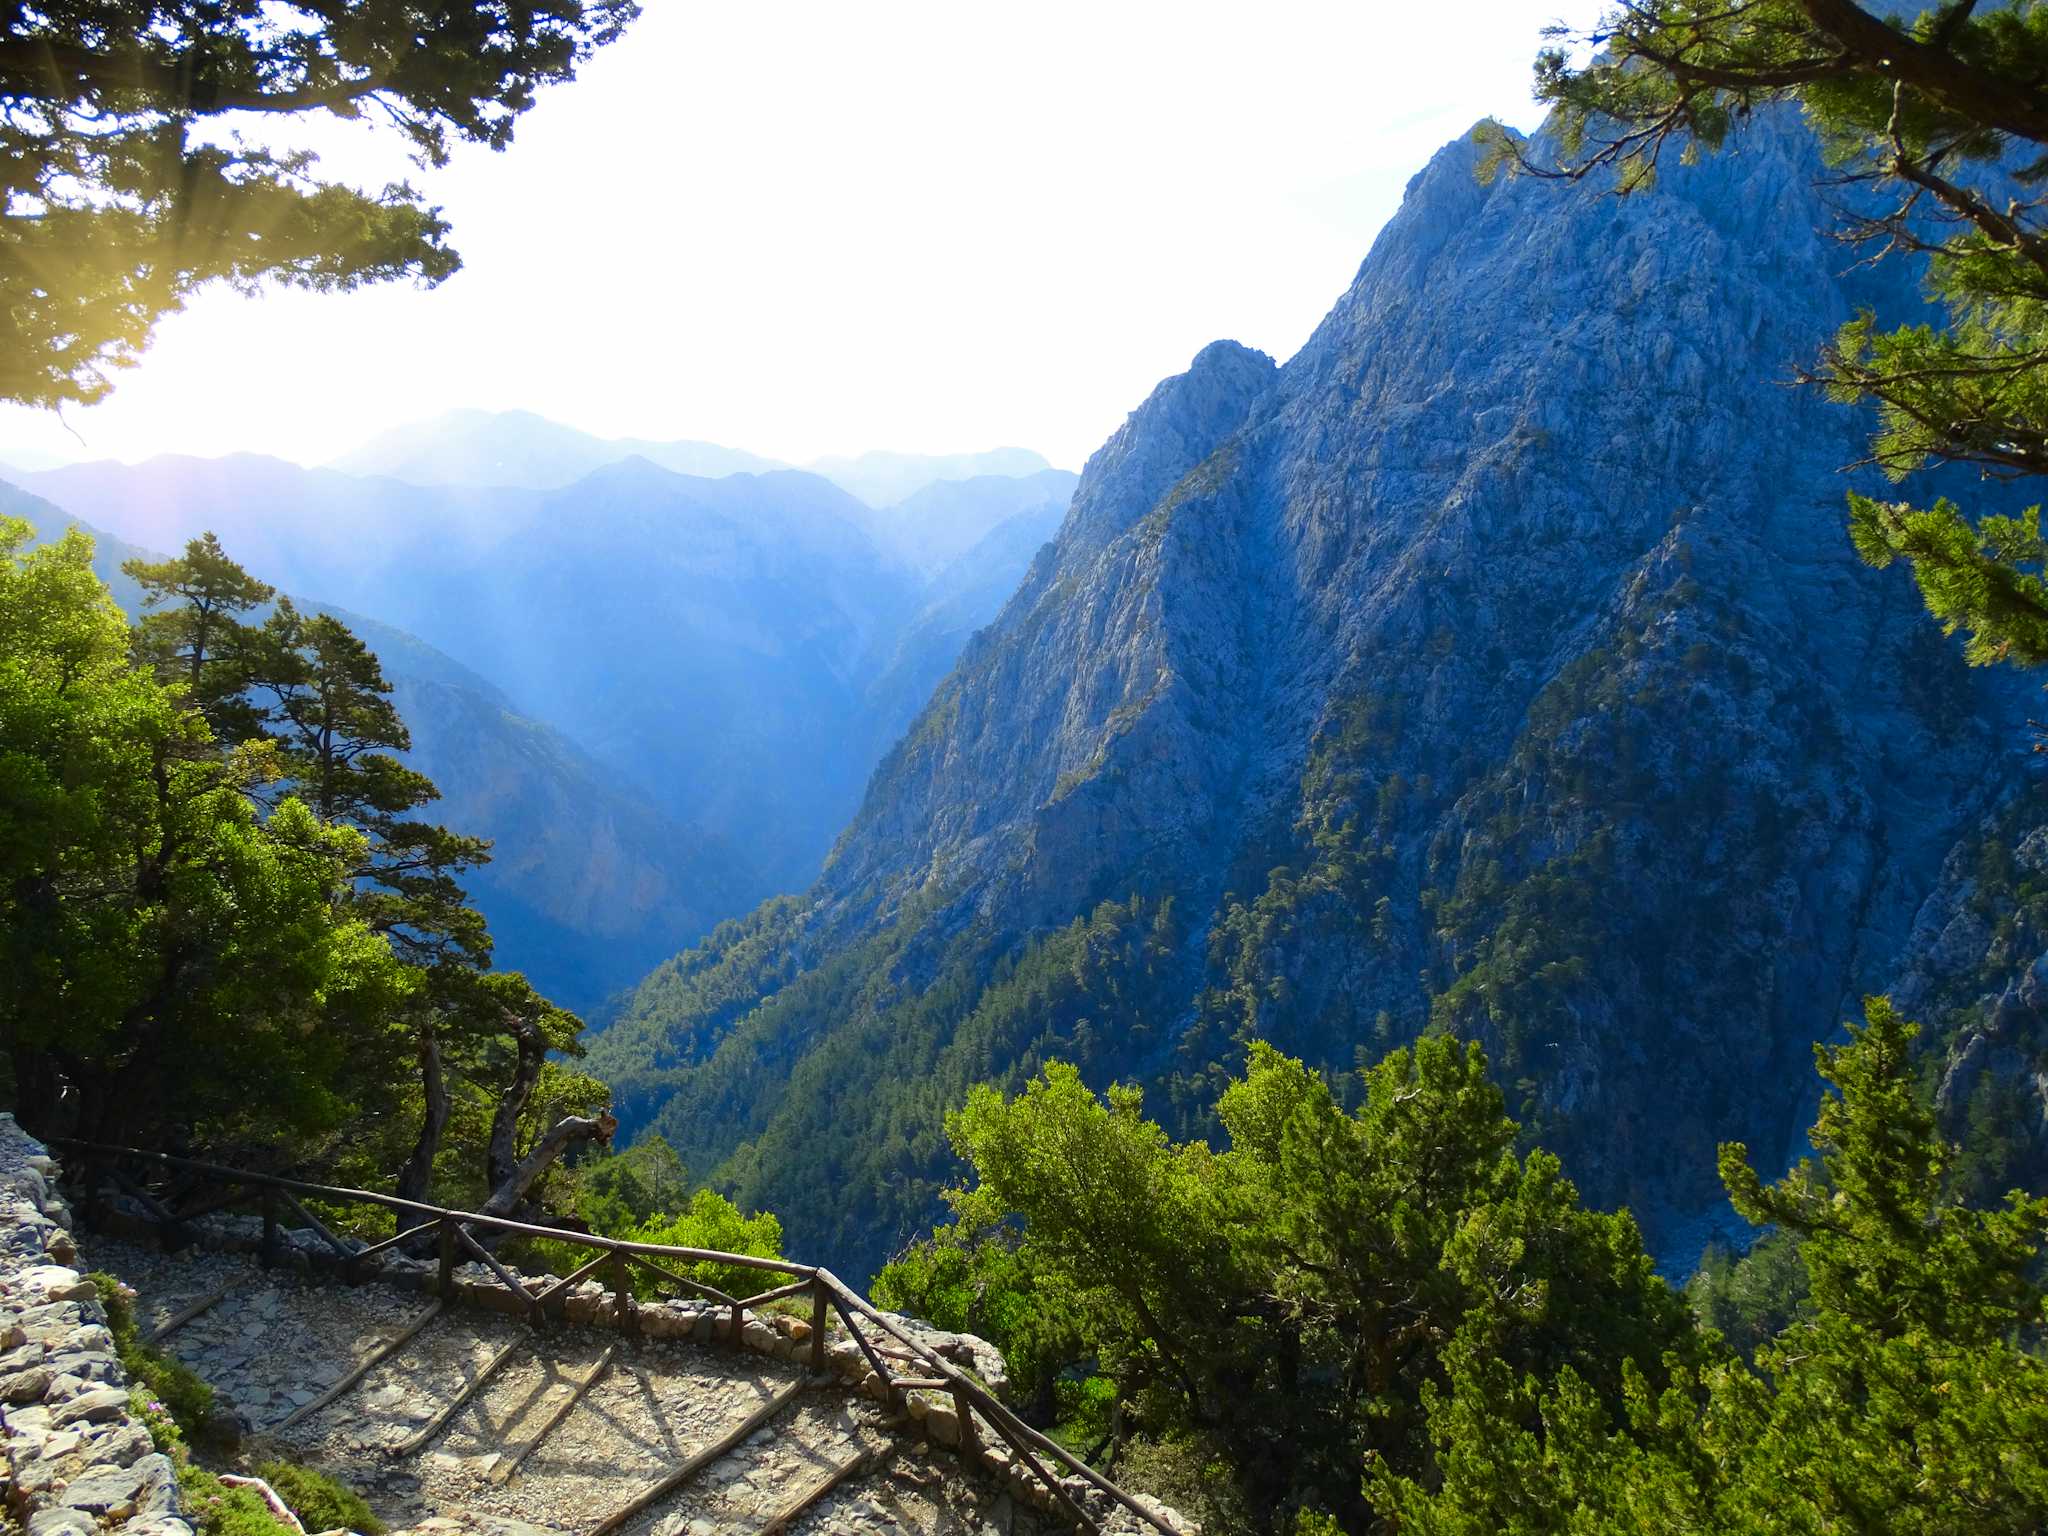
[51,1139,812,1277]
[53,1137,1179,1536]
[816,1269,1170,1535]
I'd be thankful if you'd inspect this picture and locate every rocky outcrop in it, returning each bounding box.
[599,106,2042,1279]
[1887,800,2048,1196]
[0,1115,187,1536]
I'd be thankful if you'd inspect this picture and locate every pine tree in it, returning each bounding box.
[1372,999,2048,1535]
[253,600,491,967]
[106,535,600,1206]
[0,519,402,1144]
[123,532,274,741]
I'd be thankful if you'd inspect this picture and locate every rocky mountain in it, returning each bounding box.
[859,501,1070,756]
[855,468,1079,576]
[1884,785,2048,1205]
[804,448,1055,510]
[0,482,742,1012]
[330,409,784,490]
[587,109,2043,1284]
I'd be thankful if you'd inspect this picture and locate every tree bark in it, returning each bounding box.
[395,1025,448,1206]
[479,1112,615,1220]
[484,1017,547,1195]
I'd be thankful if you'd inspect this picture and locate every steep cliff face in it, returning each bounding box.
[1884,784,2048,1203]
[593,111,2039,1279]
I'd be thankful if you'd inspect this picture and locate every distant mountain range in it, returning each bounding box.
[4,427,1079,1007]
[803,448,1055,513]
[328,409,784,490]
[0,481,747,1010]
[323,407,1054,510]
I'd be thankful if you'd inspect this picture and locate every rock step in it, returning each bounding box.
[438,1348,808,1526]
[281,1311,521,1454]
[605,1395,878,1536]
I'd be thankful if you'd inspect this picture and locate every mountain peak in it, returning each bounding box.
[1063,339,1276,555]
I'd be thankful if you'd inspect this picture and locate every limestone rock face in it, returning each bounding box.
[603,108,2040,1277]
[1887,804,2048,1197]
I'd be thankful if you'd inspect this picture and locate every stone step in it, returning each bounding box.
[282,1312,522,1456]
[602,1396,876,1536]
[424,1337,577,1471]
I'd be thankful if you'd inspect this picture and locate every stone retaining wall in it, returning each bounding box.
[0,1115,187,1536]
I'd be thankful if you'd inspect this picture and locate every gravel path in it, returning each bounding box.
[80,1237,1058,1536]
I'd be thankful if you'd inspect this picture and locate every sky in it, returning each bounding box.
[0,1,1602,473]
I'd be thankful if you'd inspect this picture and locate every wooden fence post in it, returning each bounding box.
[809,1277,827,1372]
[437,1217,458,1299]
[260,1186,279,1268]
[952,1385,976,1455]
[610,1252,637,1335]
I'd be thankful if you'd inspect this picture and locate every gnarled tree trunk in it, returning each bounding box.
[395,1026,448,1206]
[480,1112,615,1220]
[484,1016,548,1195]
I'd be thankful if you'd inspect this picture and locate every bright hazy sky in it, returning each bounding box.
[0,1,1601,473]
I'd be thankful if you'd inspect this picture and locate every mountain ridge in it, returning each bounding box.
[11,446,1080,900]
[588,111,2041,1282]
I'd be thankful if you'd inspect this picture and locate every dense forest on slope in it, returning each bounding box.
[589,101,2043,1284]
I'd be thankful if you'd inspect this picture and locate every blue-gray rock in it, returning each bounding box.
[603,107,2041,1277]
[57,1458,145,1515]
[51,1388,130,1428]
[26,1508,97,1536]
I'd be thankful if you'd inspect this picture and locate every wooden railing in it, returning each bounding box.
[53,1139,1175,1536]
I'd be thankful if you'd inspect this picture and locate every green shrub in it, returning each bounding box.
[178,1465,288,1536]
[256,1461,383,1536]
[127,1386,184,1454]
[88,1272,218,1442]
[626,1188,788,1300]
[90,1276,369,1534]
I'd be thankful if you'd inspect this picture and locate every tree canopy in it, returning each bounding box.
[0,517,398,1143]
[879,1011,2048,1534]
[2,0,639,409]
[878,1039,1702,1532]
[1373,1001,2048,1536]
